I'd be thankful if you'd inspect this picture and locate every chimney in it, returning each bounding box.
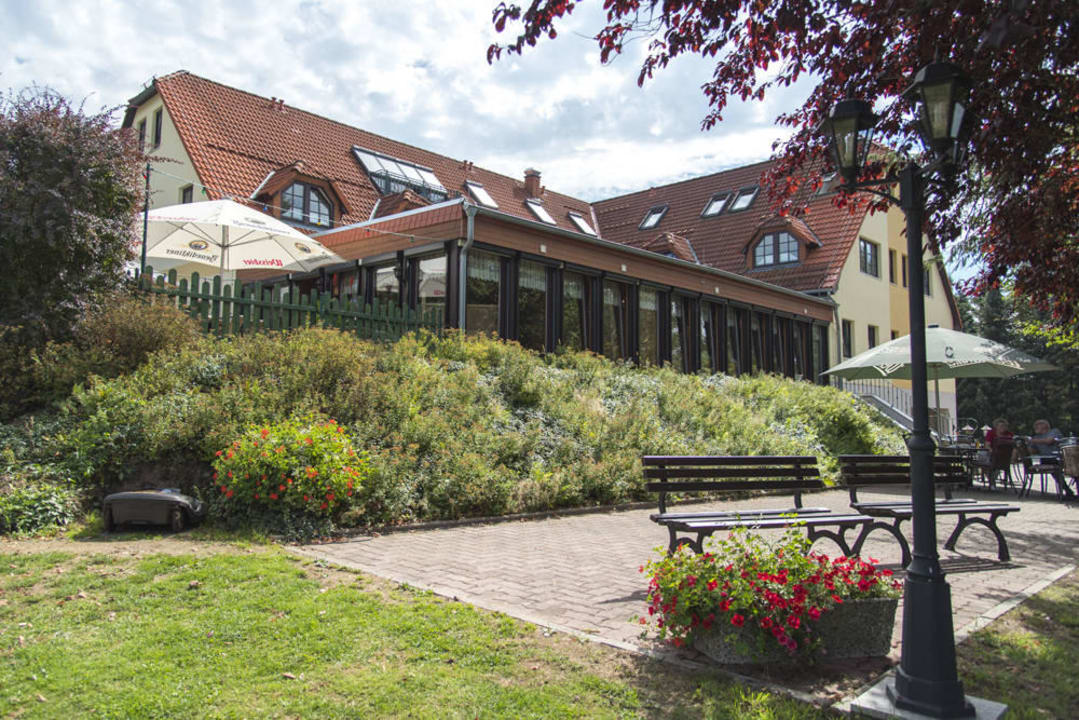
[524,168,541,198]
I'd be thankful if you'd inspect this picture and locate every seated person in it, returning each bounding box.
[985,418,1014,449]
[1029,419,1063,457]
[1030,419,1074,498]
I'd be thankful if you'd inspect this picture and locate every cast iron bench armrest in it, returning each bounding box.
[643,455,869,556]
[840,454,1021,566]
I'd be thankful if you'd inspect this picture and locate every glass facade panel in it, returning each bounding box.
[726,307,742,375]
[638,287,660,366]
[700,303,714,373]
[602,281,629,361]
[373,264,399,307]
[416,254,446,320]
[792,322,806,379]
[750,312,766,373]
[671,297,685,371]
[561,271,589,352]
[518,260,548,351]
[466,250,500,335]
[774,317,790,376]
[336,269,361,302]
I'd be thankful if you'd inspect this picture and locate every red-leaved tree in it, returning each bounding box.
[489,1,1079,326]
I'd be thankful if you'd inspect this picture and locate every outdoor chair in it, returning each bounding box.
[1063,445,1079,495]
[979,441,1016,491]
[1015,439,1064,498]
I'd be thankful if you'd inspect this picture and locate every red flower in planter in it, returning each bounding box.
[808,607,822,621]
[279,484,286,492]
[225,490,233,498]
[731,614,745,627]
[707,580,717,591]
[319,502,327,510]
[270,493,278,500]
[787,615,801,629]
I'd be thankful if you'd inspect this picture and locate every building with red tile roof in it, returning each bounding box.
[123,70,960,422]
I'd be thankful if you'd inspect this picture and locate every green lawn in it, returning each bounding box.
[0,546,825,719]
[957,568,1079,718]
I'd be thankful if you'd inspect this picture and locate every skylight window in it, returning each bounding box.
[526,199,556,225]
[701,192,731,217]
[352,146,447,203]
[639,205,668,230]
[465,181,498,208]
[568,212,596,235]
[729,186,759,212]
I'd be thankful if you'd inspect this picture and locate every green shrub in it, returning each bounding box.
[210,417,367,520]
[32,327,907,529]
[0,483,76,534]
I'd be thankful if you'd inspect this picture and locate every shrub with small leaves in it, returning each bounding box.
[0,483,76,534]
[211,417,367,520]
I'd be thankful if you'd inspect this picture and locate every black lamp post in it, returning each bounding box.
[819,62,976,718]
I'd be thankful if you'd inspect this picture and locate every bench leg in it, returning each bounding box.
[806,525,859,558]
[666,528,709,555]
[944,513,1011,562]
[851,520,912,567]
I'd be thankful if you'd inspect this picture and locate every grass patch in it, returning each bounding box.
[957,568,1079,717]
[0,547,828,719]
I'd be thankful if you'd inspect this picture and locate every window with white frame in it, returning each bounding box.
[752,231,799,267]
[701,191,731,217]
[859,238,880,277]
[281,182,333,228]
[352,146,447,202]
[729,186,759,211]
[526,199,556,225]
[465,181,497,208]
[568,212,596,235]
[639,205,668,230]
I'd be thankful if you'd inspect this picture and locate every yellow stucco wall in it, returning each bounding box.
[130,94,234,280]
[831,204,960,433]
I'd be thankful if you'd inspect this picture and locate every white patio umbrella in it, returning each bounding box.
[824,326,1057,435]
[141,199,343,277]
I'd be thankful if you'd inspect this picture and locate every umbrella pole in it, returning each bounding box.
[934,376,943,439]
[221,225,227,280]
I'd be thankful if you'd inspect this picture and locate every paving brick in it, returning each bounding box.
[300,489,1079,656]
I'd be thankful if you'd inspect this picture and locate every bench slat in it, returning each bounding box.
[644,466,820,479]
[645,479,825,493]
[642,455,817,466]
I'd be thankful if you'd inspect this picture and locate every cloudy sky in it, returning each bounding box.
[1,0,815,202]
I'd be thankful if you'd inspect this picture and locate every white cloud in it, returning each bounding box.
[0,0,807,202]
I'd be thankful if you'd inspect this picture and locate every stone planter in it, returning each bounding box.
[692,597,898,665]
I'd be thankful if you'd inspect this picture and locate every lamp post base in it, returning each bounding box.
[849,674,1006,720]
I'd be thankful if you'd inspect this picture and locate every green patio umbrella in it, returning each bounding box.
[823,326,1057,435]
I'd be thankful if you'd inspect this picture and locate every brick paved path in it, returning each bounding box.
[296,488,1079,654]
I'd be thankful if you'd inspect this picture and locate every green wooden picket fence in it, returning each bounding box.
[137,267,443,341]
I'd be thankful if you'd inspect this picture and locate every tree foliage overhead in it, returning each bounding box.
[0,86,143,341]
[489,1,1079,325]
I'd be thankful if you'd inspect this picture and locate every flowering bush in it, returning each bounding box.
[210,417,367,518]
[639,527,901,657]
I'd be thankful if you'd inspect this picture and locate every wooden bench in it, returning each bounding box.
[644,455,873,556]
[839,454,1021,566]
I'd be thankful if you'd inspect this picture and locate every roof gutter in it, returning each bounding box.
[470,205,834,310]
[459,202,478,330]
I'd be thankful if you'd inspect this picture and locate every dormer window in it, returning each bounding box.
[465,181,498,208]
[729,186,759,212]
[639,205,668,230]
[281,182,333,228]
[526,199,556,225]
[353,146,447,203]
[701,192,731,217]
[568,212,596,235]
[752,231,799,267]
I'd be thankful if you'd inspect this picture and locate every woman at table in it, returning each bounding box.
[985,418,1014,449]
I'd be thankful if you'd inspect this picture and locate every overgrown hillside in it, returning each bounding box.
[3,300,905,534]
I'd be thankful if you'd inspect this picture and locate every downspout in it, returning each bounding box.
[458,202,478,330]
